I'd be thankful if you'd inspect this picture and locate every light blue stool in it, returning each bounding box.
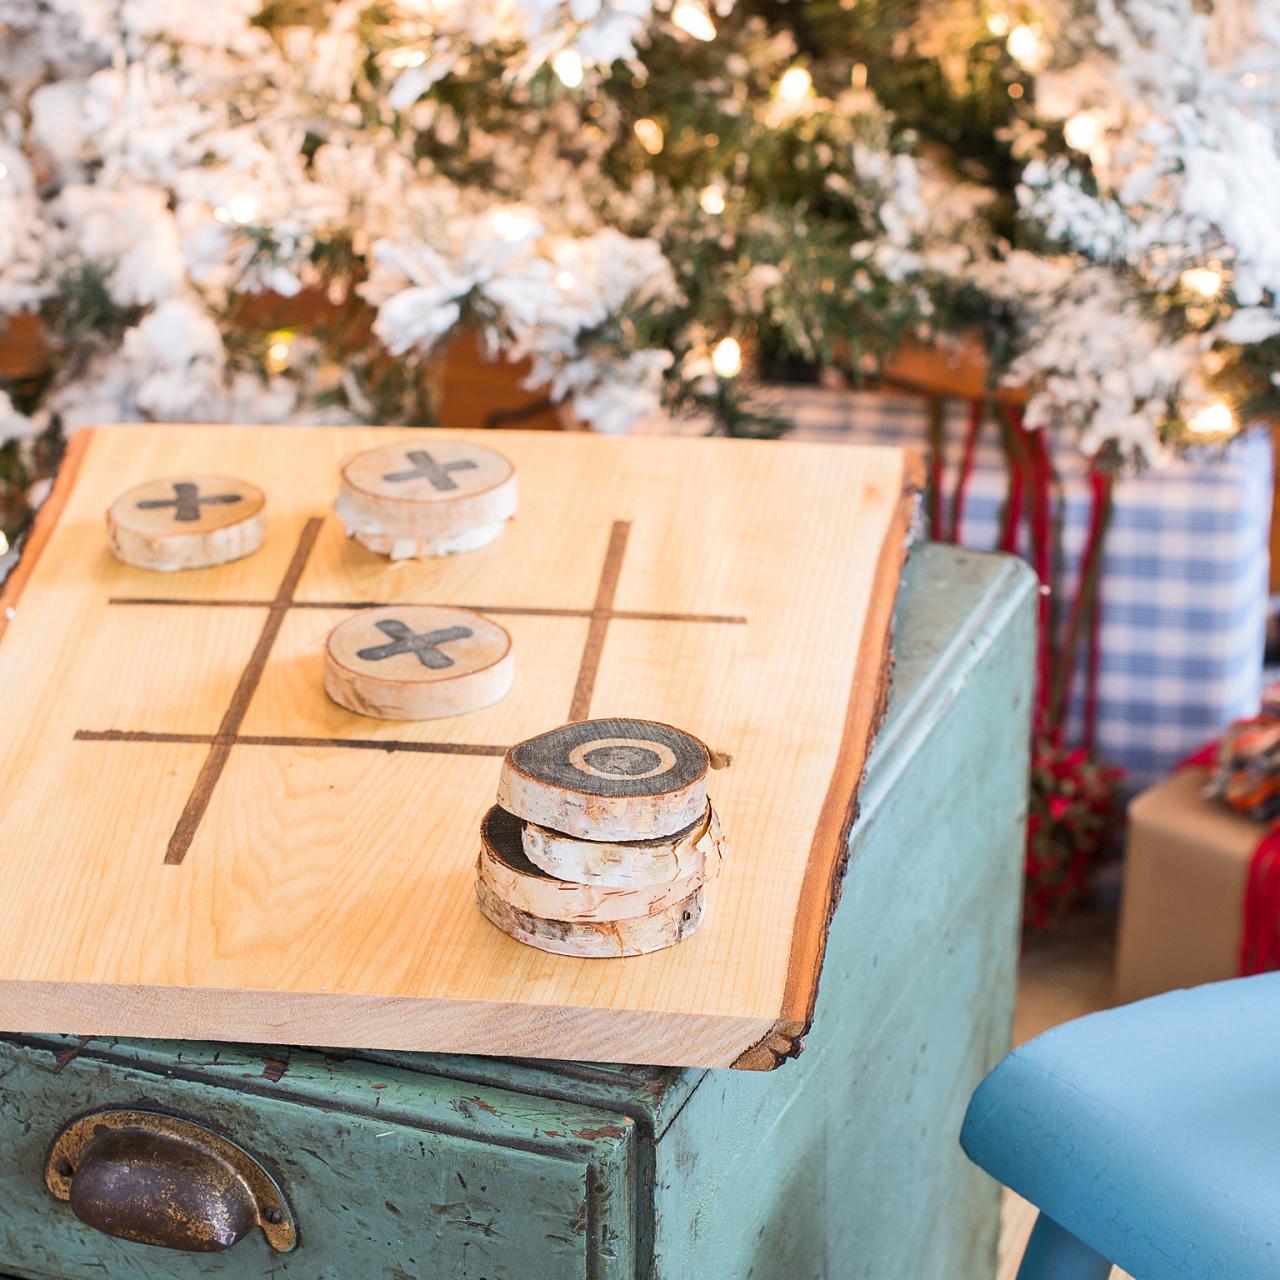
[960,974,1280,1279]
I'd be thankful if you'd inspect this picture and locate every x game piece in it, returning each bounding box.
[324,604,513,720]
[107,476,266,571]
[335,440,517,560]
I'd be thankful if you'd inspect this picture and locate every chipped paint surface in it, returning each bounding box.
[0,1035,637,1279]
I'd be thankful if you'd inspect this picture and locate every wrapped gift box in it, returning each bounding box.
[1114,768,1252,1001]
[779,386,1273,787]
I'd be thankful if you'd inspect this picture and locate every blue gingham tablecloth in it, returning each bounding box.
[782,387,1273,787]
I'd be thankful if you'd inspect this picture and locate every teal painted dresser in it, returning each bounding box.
[0,543,1034,1280]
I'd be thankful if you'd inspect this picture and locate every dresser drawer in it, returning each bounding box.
[0,1037,636,1280]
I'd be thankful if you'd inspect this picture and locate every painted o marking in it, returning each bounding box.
[568,738,678,782]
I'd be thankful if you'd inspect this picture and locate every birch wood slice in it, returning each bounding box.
[107,476,266,571]
[523,803,726,889]
[497,719,711,841]
[478,805,708,923]
[475,876,706,958]
[335,439,517,559]
[324,605,513,720]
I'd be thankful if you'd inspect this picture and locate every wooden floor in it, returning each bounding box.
[999,909,1132,1280]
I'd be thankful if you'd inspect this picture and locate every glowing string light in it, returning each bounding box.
[491,207,540,241]
[672,1,716,41]
[777,65,814,103]
[226,193,260,225]
[1181,267,1223,299]
[1064,112,1104,153]
[552,49,584,88]
[634,118,665,155]
[986,12,1011,36]
[699,184,726,215]
[711,337,742,378]
[1006,24,1045,69]
[1187,402,1235,436]
[265,329,295,374]
[388,48,427,68]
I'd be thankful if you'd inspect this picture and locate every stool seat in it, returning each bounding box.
[961,975,1280,1279]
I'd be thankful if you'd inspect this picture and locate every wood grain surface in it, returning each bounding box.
[0,424,919,1069]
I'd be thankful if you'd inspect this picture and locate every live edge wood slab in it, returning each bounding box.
[0,425,921,1070]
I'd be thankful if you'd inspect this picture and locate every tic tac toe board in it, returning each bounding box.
[0,426,920,1070]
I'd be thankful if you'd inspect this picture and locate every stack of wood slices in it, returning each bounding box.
[478,718,728,957]
[334,440,517,560]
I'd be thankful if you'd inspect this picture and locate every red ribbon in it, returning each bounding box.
[1178,738,1280,976]
[999,404,1053,724]
[938,399,1111,749]
[947,398,984,544]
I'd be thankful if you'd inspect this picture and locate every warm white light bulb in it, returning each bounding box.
[699,184,726,215]
[672,1,716,41]
[1063,112,1104,153]
[226,193,259,225]
[711,337,742,378]
[265,331,294,374]
[388,47,427,68]
[851,62,868,89]
[556,270,575,289]
[986,12,1011,36]
[0,163,8,182]
[0,531,8,556]
[1187,402,1235,435]
[491,207,539,241]
[552,49,584,88]
[1006,24,1044,69]
[777,65,814,103]
[634,118,665,155]
[1181,267,1223,299]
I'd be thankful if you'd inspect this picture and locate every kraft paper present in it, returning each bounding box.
[1115,769,1259,1003]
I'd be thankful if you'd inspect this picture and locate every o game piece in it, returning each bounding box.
[523,804,726,889]
[107,476,266,571]
[324,605,513,720]
[497,718,711,842]
[478,806,707,923]
[475,878,705,959]
[335,440,517,560]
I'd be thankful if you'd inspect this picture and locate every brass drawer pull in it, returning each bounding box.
[45,1109,296,1253]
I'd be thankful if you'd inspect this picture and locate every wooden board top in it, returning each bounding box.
[0,425,919,1070]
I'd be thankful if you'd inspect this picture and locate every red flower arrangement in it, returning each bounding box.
[1025,739,1125,930]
